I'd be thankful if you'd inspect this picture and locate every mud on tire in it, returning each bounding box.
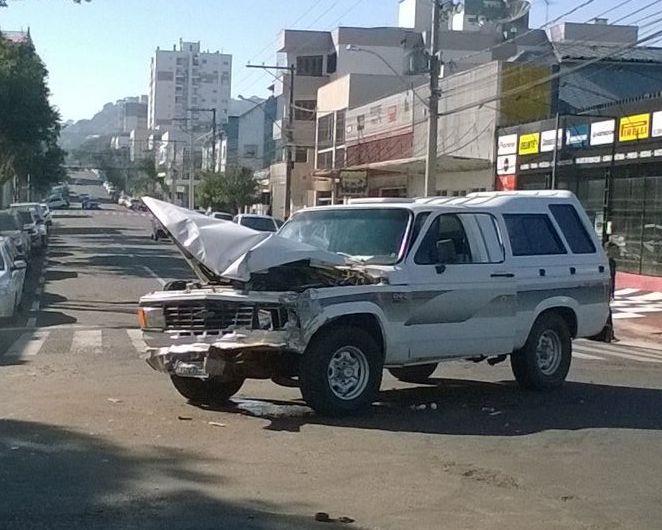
[300,326,383,417]
[170,375,244,405]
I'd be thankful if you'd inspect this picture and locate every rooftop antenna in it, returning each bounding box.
[542,0,554,24]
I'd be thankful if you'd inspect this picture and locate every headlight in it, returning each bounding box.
[137,307,166,330]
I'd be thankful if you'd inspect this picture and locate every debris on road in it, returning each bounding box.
[177,415,193,421]
[106,398,122,404]
[208,421,226,427]
[314,512,331,522]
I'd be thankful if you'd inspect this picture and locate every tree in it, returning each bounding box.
[197,168,259,214]
[0,34,65,197]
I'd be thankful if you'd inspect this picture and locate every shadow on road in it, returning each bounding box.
[202,379,662,436]
[0,420,333,529]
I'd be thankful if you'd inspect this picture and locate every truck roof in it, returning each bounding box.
[301,191,580,214]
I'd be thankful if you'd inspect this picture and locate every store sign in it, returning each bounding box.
[496,174,516,191]
[590,119,615,146]
[497,134,518,155]
[652,111,662,137]
[540,129,562,152]
[339,170,367,195]
[565,124,589,147]
[518,133,540,155]
[619,113,650,142]
[497,155,517,175]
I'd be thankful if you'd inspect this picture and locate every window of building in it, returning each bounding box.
[327,52,337,74]
[549,204,596,254]
[176,58,184,65]
[243,144,258,158]
[369,105,382,125]
[335,110,346,145]
[334,148,345,169]
[296,55,323,76]
[504,214,567,256]
[357,114,365,132]
[317,150,333,170]
[157,70,174,81]
[221,72,230,85]
[295,147,308,163]
[317,114,334,150]
[294,100,316,121]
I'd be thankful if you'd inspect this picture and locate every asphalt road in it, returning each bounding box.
[1,170,661,529]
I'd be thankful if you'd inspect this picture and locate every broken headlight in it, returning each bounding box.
[138,307,166,330]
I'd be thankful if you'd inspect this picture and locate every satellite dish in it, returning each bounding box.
[495,0,531,25]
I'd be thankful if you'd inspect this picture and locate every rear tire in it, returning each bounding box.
[170,375,244,405]
[388,363,438,383]
[511,312,571,390]
[300,326,383,416]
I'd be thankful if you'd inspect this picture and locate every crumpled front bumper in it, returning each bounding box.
[143,330,299,378]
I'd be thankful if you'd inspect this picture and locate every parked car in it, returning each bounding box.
[39,203,53,226]
[0,237,27,319]
[11,203,51,232]
[10,208,42,252]
[208,211,234,221]
[233,214,279,232]
[138,192,611,415]
[150,216,168,241]
[45,193,69,210]
[0,210,30,259]
[82,197,100,210]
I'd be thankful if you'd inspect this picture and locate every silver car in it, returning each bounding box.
[0,237,27,318]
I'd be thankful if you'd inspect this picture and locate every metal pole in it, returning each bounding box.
[424,0,442,197]
[188,125,194,210]
[285,64,295,219]
[211,108,217,171]
[550,112,561,189]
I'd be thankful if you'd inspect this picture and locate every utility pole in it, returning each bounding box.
[246,63,296,218]
[424,0,442,197]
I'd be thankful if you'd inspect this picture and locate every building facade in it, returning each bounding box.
[148,39,232,132]
[496,94,662,278]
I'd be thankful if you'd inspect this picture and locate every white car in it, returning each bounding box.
[208,211,234,221]
[0,237,27,318]
[233,213,279,232]
[45,194,68,210]
[138,192,611,416]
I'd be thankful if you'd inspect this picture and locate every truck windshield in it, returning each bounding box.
[279,208,410,265]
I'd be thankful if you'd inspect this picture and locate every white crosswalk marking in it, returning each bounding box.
[574,340,662,364]
[5,331,48,359]
[70,329,103,355]
[126,328,147,355]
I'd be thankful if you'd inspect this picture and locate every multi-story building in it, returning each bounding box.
[148,40,232,206]
[148,39,232,132]
[119,95,148,133]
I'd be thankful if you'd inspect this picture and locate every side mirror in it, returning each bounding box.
[12,260,27,271]
[436,239,457,265]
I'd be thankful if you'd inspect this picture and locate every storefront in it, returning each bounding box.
[496,99,662,278]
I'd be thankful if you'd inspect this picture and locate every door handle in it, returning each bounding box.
[491,273,515,278]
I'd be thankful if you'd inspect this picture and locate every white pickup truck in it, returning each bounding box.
[138,192,610,416]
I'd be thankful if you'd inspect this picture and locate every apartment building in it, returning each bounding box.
[148,39,232,132]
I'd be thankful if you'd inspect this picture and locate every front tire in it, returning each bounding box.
[388,363,438,383]
[170,375,244,405]
[511,312,571,390]
[300,326,383,416]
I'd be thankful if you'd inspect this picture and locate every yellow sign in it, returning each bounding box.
[619,113,650,142]
[518,133,540,155]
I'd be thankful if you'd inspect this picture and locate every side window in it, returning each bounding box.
[458,213,505,263]
[503,214,567,256]
[415,214,472,265]
[549,204,596,254]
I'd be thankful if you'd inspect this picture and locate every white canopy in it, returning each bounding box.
[143,197,347,282]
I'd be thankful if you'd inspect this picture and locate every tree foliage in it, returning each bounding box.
[0,34,66,194]
[197,168,259,214]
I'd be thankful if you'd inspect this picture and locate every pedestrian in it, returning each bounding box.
[602,236,620,342]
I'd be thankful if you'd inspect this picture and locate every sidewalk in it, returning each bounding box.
[611,288,662,351]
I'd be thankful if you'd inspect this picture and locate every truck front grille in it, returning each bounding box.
[162,301,284,331]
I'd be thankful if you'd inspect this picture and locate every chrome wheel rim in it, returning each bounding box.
[536,329,562,376]
[327,346,370,400]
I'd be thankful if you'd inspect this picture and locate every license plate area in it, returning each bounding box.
[173,361,208,378]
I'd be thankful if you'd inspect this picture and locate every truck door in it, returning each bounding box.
[405,212,517,360]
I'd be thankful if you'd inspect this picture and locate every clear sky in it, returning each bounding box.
[0,0,653,121]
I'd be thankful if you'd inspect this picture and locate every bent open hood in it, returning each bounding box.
[143,197,348,283]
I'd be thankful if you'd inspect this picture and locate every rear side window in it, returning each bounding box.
[503,214,567,256]
[549,204,596,254]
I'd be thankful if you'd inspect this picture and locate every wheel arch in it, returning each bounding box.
[535,305,578,338]
[306,311,386,359]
